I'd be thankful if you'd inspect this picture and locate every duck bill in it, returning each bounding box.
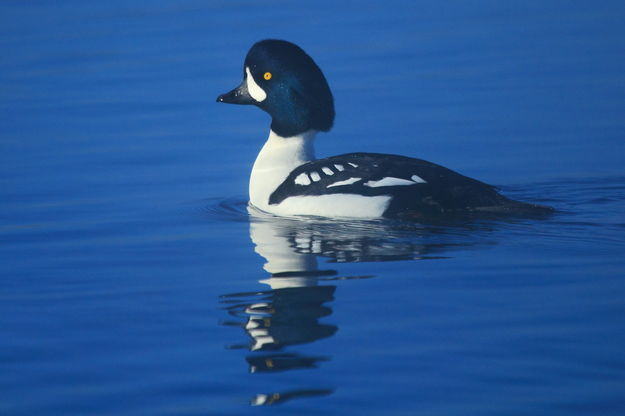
[216,80,255,105]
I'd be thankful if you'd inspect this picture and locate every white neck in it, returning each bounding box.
[249,129,317,212]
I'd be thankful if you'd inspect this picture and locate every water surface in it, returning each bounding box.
[2,1,625,415]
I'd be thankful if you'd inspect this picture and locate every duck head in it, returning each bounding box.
[217,39,335,137]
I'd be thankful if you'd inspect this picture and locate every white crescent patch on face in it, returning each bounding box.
[245,67,267,102]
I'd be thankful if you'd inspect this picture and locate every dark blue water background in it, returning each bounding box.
[2,1,625,415]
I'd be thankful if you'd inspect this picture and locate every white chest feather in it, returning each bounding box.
[249,130,316,212]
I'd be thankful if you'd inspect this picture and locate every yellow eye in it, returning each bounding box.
[263,72,272,80]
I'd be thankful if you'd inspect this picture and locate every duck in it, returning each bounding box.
[216,39,552,219]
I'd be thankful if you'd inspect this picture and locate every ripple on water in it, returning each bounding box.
[201,196,250,222]
[202,176,625,263]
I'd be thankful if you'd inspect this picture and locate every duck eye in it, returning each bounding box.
[263,72,272,80]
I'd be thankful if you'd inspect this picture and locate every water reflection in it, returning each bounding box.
[221,284,336,365]
[250,388,334,406]
[219,207,496,405]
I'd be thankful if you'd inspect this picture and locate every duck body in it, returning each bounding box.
[217,39,551,219]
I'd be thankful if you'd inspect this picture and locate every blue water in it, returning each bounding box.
[2,1,625,415]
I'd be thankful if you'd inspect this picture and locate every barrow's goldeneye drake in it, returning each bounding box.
[217,39,551,219]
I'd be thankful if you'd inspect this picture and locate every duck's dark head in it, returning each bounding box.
[217,39,335,137]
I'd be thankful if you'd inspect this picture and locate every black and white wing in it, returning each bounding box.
[269,152,514,216]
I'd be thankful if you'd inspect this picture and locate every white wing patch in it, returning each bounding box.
[411,174,427,183]
[347,162,358,168]
[364,177,417,187]
[321,167,334,175]
[310,171,321,182]
[294,172,311,186]
[334,164,345,171]
[326,177,362,188]
[245,67,267,102]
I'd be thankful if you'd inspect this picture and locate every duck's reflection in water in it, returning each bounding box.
[222,281,337,369]
[220,209,493,405]
[250,388,334,406]
[221,216,338,352]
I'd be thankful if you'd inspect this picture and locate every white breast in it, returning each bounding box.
[249,130,316,213]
